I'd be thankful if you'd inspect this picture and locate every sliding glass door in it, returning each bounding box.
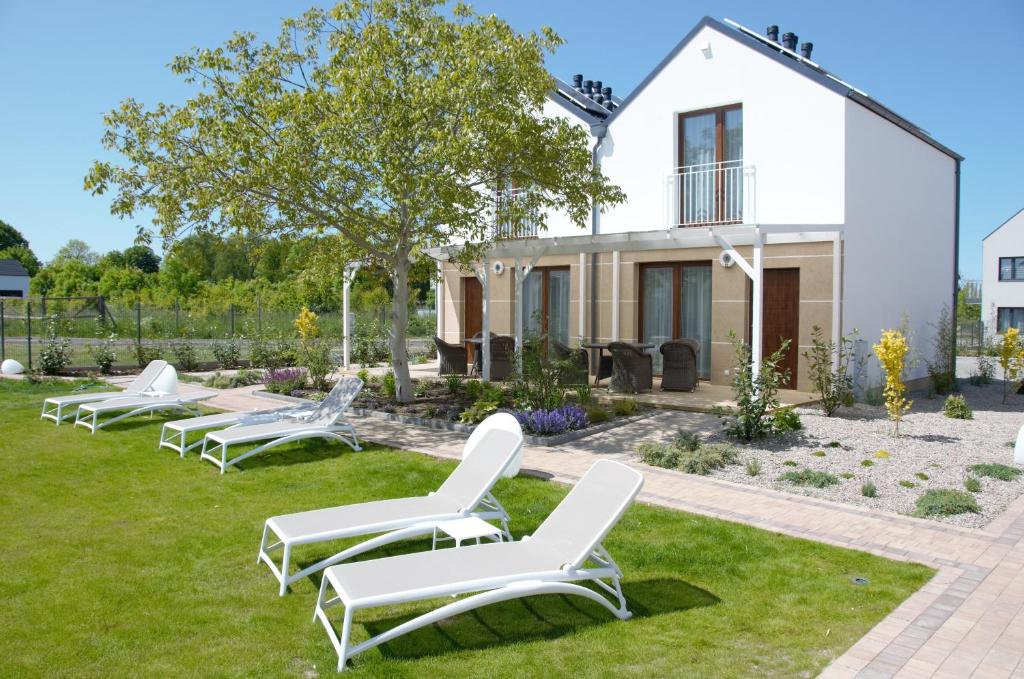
[640,262,712,378]
[522,267,570,347]
[678,105,743,224]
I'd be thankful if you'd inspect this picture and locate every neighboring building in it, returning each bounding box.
[982,208,1024,334]
[429,17,961,392]
[0,259,30,298]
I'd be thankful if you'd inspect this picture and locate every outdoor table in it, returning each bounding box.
[582,342,655,386]
[431,517,504,549]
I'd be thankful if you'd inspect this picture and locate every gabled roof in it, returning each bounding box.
[552,15,963,161]
[983,207,1024,241]
[0,259,29,277]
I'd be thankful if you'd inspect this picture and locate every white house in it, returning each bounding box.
[427,17,961,392]
[982,208,1024,334]
[0,259,30,298]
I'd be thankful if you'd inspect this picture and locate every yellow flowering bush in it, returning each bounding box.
[293,306,320,341]
[873,329,912,436]
[997,327,1024,404]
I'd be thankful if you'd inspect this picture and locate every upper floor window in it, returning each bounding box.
[997,307,1024,333]
[678,105,742,170]
[998,257,1024,281]
[674,105,743,226]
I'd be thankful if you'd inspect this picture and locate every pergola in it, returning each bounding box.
[425,224,844,381]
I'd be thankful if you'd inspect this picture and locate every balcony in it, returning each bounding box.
[492,187,539,240]
[666,160,756,227]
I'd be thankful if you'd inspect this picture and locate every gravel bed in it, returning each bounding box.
[705,381,1024,528]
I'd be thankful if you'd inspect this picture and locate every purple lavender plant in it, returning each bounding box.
[264,367,307,395]
[512,405,589,436]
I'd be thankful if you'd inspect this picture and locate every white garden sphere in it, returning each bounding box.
[1,359,24,375]
[1015,424,1024,465]
[149,364,179,395]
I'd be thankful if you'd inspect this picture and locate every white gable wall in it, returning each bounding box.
[842,98,958,385]
[595,24,847,233]
[982,211,1024,332]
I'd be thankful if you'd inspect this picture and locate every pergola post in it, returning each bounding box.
[750,231,764,379]
[831,233,843,371]
[342,262,362,370]
[436,261,445,343]
[611,250,621,341]
[578,252,586,344]
[481,260,491,381]
[514,256,524,371]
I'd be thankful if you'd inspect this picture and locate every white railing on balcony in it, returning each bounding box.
[666,160,756,227]
[493,187,539,239]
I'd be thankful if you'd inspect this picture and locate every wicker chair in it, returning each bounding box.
[659,339,700,392]
[434,337,467,376]
[608,342,653,393]
[488,335,516,381]
[470,332,497,376]
[552,340,589,385]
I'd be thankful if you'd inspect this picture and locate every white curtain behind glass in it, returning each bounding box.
[682,113,717,223]
[548,270,570,347]
[642,267,674,373]
[681,265,712,378]
[522,271,543,338]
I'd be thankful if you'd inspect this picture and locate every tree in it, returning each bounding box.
[0,219,30,251]
[0,244,42,276]
[53,239,99,266]
[122,245,161,273]
[85,0,624,401]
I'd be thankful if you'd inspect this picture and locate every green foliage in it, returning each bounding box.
[875,450,890,459]
[913,489,980,517]
[249,336,296,370]
[211,337,242,369]
[862,384,885,407]
[612,398,638,417]
[458,398,499,424]
[0,218,30,251]
[899,480,917,489]
[87,333,118,374]
[969,356,995,386]
[812,450,826,457]
[169,338,199,372]
[772,407,802,434]
[943,394,972,420]
[779,469,840,488]
[445,374,461,395]
[840,472,855,479]
[673,429,702,452]
[968,463,1022,482]
[802,325,858,416]
[964,477,982,493]
[585,405,610,424]
[202,370,263,389]
[574,383,593,406]
[636,439,738,476]
[509,338,569,411]
[356,368,370,385]
[827,441,842,448]
[861,482,878,498]
[745,458,762,477]
[782,460,798,467]
[413,379,432,397]
[861,459,875,467]
[382,371,397,399]
[0,243,41,276]
[926,305,956,396]
[300,339,335,392]
[134,341,162,368]
[464,379,483,400]
[38,317,72,375]
[720,332,791,441]
[915,472,929,481]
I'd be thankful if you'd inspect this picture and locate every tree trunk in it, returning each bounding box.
[389,256,414,403]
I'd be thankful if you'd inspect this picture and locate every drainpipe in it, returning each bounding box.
[589,124,607,364]
[952,159,961,371]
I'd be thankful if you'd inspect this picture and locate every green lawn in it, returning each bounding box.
[0,379,933,677]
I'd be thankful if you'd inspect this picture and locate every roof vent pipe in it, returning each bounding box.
[782,32,798,50]
[572,73,583,91]
[800,42,813,59]
[766,25,779,42]
[593,80,603,94]
[583,79,594,94]
[594,93,605,105]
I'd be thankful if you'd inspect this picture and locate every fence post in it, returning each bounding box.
[136,301,142,347]
[0,299,5,362]
[174,300,180,335]
[26,301,32,370]
[257,297,262,336]
[41,294,47,319]
[230,304,236,337]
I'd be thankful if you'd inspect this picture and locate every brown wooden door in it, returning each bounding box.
[762,268,799,389]
[464,277,482,363]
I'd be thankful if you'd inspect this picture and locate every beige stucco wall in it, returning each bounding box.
[441,239,837,391]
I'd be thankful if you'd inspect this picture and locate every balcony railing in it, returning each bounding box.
[666,160,756,227]
[493,187,539,239]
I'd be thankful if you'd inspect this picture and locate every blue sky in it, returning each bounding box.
[0,0,1020,279]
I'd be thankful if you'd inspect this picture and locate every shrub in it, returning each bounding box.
[964,477,982,493]
[134,341,162,368]
[212,338,241,369]
[926,305,956,396]
[772,407,802,434]
[382,371,397,398]
[679,443,739,475]
[861,482,878,497]
[802,325,858,416]
[513,405,589,436]
[913,489,980,517]
[812,450,826,457]
[862,384,884,407]
[873,329,912,436]
[586,405,610,424]
[968,463,1023,482]
[612,398,637,417]
[673,430,702,452]
[508,338,571,411]
[293,306,320,341]
[779,468,840,488]
[574,383,593,406]
[783,460,798,467]
[445,374,461,395]
[356,368,370,384]
[39,317,72,375]
[424,403,439,418]
[943,394,972,420]
[264,367,306,395]
[203,369,263,389]
[720,332,790,441]
[840,472,855,479]
[414,380,432,397]
[745,458,761,476]
[88,333,118,374]
[996,327,1024,404]
[861,459,874,467]
[169,338,199,372]
[899,480,917,489]
[464,379,483,400]
[637,442,682,469]
[969,355,995,386]
[827,441,842,448]
[458,398,499,424]
[875,450,890,459]
[915,472,929,481]
[301,339,335,392]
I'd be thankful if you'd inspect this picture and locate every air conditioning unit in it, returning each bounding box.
[718,251,736,268]
[491,260,505,276]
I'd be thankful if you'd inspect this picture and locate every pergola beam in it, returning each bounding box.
[342,262,363,370]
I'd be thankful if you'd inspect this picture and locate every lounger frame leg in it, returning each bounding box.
[75,402,200,434]
[201,429,361,474]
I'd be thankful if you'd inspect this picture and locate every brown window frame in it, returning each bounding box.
[677,104,743,226]
[637,260,713,344]
[523,266,570,343]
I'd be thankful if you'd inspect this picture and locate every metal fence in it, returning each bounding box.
[0,296,436,371]
[957,320,986,356]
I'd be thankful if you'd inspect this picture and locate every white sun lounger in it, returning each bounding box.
[158,405,316,457]
[40,360,170,425]
[314,459,644,671]
[199,377,363,474]
[259,412,524,596]
[73,389,217,433]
